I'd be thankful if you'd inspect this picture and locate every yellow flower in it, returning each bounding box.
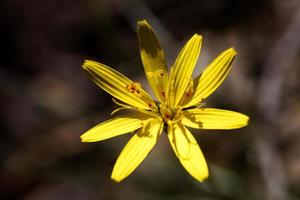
[81,20,249,182]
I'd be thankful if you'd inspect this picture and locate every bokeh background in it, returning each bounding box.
[1,0,300,199]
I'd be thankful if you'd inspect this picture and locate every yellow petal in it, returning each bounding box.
[83,60,157,111]
[182,108,249,129]
[137,20,169,103]
[184,48,236,108]
[111,119,163,182]
[81,113,152,142]
[168,34,202,107]
[167,123,208,181]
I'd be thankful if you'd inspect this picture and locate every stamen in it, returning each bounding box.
[195,101,206,108]
[111,107,127,115]
[185,79,194,97]
[126,82,142,97]
[148,103,154,109]
[155,69,164,77]
[146,70,166,101]
[112,98,158,117]
[178,78,194,105]
[146,72,155,78]
[159,105,183,125]
[112,98,132,108]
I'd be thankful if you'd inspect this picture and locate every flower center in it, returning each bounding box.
[159,105,182,124]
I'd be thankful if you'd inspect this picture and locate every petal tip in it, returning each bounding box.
[111,176,122,183]
[189,167,209,182]
[195,168,209,182]
[240,113,250,125]
[137,19,148,26]
[228,47,237,55]
[245,115,250,124]
[193,34,203,40]
[80,134,88,142]
[198,175,209,182]
[80,132,95,143]
[111,172,123,183]
[82,60,92,70]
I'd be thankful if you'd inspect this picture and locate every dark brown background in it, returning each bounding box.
[1,0,300,199]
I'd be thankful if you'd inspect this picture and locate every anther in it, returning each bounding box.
[146,72,155,78]
[186,89,193,97]
[126,82,142,97]
[184,78,194,98]
[155,70,164,77]
[147,70,165,78]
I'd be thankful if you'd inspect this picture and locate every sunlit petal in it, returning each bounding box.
[182,108,249,129]
[168,34,202,107]
[81,113,153,142]
[168,123,208,181]
[184,48,236,107]
[83,60,157,110]
[111,119,163,182]
[138,20,169,103]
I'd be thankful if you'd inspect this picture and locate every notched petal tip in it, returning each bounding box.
[191,34,202,42]
[137,19,149,27]
[111,175,122,183]
[80,134,89,142]
[228,47,237,56]
[82,60,93,70]
[137,19,151,31]
[80,132,95,143]
[191,164,209,182]
[198,175,209,182]
[245,115,250,125]
[236,112,250,127]
[194,169,209,182]
[194,33,202,38]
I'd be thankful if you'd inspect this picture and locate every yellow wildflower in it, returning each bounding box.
[81,20,249,182]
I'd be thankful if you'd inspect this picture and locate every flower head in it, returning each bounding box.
[81,20,249,182]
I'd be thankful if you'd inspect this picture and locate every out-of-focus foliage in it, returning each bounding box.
[0,0,300,199]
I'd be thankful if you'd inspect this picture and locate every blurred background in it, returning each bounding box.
[1,0,300,199]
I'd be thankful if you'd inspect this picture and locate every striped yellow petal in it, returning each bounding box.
[111,119,163,182]
[168,123,208,181]
[83,60,157,111]
[137,20,169,104]
[184,48,236,108]
[182,108,249,129]
[168,34,202,107]
[81,113,153,142]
